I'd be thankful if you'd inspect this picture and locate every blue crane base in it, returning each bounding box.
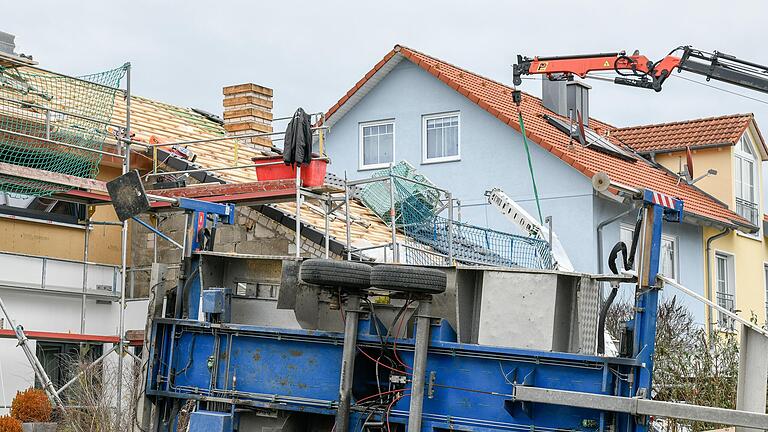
[147,315,646,432]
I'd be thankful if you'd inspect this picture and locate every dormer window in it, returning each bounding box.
[735,133,759,226]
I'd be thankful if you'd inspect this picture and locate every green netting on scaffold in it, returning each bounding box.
[0,63,128,197]
[357,161,553,269]
[357,161,441,226]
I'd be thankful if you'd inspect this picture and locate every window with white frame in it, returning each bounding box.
[619,224,678,279]
[423,112,460,163]
[735,133,759,226]
[764,264,768,324]
[359,121,394,169]
[715,252,736,331]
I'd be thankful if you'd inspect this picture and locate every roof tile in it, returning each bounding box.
[325,45,755,230]
[612,114,753,153]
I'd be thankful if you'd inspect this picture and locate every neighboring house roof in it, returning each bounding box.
[611,113,767,157]
[109,95,401,249]
[324,44,756,232]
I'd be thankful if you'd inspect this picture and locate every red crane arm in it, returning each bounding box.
[523,53,681,80]
[513,47,768,94]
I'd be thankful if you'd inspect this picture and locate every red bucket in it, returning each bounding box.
[252,156,328,187]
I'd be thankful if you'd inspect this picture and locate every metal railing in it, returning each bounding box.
[0,250,121,298]
[735,197,759,226]
[716,291,736,331]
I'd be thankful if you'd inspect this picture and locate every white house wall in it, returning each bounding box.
[0,289,148,413]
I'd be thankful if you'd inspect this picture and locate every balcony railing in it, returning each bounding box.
[735,197,759,226]
[716,291,736,331]
[0,251,120,299]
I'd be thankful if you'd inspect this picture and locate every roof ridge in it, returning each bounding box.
[615,113,753,132]
[396,44,618,130]
[395,44,519,94]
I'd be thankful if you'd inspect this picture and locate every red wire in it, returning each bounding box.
[392,301,413,370]
[386,392,408,432]
[353,388,404,406]
[357,347,409,375]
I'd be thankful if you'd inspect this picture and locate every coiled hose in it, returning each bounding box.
[597,209,642,354]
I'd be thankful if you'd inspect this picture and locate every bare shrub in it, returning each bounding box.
[57,351,141,432]
[606,296,740,432]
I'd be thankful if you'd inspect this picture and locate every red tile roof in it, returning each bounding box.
[325,45,755,231]
[611,114,753,154]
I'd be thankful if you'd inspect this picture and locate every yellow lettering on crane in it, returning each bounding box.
[536,62,548,72]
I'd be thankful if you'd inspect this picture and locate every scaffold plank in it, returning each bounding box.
[0,162,108,193]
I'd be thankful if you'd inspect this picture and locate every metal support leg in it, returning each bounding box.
[408,298,432,432]
[335,294,361,432]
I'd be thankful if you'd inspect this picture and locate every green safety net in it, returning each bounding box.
[358,161,552,269]
[0,63,128,197]
[357,161,441,226]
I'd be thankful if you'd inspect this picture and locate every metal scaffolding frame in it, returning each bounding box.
[0,58,136,419]
[0,56,464,424]
[0,59,351,423]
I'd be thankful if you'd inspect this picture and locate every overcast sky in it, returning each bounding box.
[5,1,768,134]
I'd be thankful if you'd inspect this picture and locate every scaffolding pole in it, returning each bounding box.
[80,218,90,334]
[388,164,398,263]
[344,173,352,260]
[295,166,302,258]
[116,63,131,423]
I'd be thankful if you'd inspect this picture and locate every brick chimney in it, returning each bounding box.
[223,83,273,148]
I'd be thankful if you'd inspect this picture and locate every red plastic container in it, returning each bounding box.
[252,156,328,187]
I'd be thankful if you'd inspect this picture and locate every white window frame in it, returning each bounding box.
[422,111,461,164]
[714,250,736,332]
[734,132,760,230]
[359,120,396,171]
[763,262,768,325]
[619,223,678,280]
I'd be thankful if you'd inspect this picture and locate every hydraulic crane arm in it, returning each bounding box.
[513,46,768,93]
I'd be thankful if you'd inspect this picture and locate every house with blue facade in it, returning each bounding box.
[320,45,759,326]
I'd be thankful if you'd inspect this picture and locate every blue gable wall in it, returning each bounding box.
[325,59,598,271]
[324,56,706,321]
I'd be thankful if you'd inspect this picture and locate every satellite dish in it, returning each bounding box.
[592,172,611,192]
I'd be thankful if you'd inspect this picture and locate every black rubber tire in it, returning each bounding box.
[300,259,372,290]
[370,265,447,294]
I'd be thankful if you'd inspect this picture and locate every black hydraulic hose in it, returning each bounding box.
[597,242,627,354]
[597,207,642,354]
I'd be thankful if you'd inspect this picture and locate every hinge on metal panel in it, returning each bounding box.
[427,371,436,399]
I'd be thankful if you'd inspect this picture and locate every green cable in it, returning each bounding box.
[517,110,544,224]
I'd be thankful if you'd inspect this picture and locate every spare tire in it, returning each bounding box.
[371,265,446,294]
[300,259,371,290]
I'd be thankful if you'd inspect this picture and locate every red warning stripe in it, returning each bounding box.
[652,191,677,209]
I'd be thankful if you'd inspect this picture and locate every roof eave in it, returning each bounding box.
[747,117,768,161]
[640,142,733,156]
